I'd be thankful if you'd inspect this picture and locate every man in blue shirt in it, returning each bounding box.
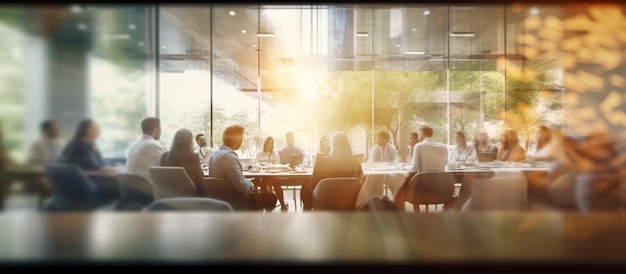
[208,125,256,208]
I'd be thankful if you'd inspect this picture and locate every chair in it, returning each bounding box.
[405,171,455,212]
[201,177,250,211]
[113,172,155,211]
[148,167,200,200]
[43,164,111,211]
[145,197,233,212]
[312,177,362,211]
[360,196,400,211]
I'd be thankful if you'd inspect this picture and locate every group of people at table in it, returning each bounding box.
[0,115,559,212]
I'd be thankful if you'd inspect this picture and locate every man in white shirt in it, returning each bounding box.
[195,133,215,165]
[28,120,66,166]
[125,117,166,180]
[395,125,448,209]
[368,131,400,163]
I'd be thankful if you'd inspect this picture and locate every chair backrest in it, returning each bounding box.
[462,176,528,211]
[146,197,233,212]
[407,171,455,205]
[360,196,400,211]
[115,172,154,203]
[148,167,200,199]
[201,177,250,210]
[312,177,362,211]
[44,164,98,201]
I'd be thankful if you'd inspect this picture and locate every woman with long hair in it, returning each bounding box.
[60,119,106,171]
[255,136,288,211]
[473,129,499,162]
[301,132,364,211]
[319,135,331,155]
[162,128,204,191]
[497,129,526,162]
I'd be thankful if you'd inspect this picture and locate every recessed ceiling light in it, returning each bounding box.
[256,33,275,37]
[70,5,82,13]
[128,24,136,30]
[376,65,380,68]
[411,28,417,32]
[77,23,87,30]
[423,10,430,15]
[356,32,369,37]
[228,10,236,16]
[450,32,475,37]
[241,29,247,33]
[396,44,400,47]
[161,46,166,49]
[252,44,257,47]
[405,51,425,55]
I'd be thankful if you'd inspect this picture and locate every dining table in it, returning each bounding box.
[1,211,626,266]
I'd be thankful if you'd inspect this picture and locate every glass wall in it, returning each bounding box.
[0,3,566,163]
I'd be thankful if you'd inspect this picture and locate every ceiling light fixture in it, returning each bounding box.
[450,32,475,37]
[356,32,369,37]
[102,33,130,40]
[405,51,425,55]
[256,33,275,37]
[128,24,136,30]
[70,5,82,13]
[241,29,247,33]
[423,10,430,15]
[228,10,236,16]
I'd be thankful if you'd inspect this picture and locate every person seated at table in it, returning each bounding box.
[496,129,526,162]
[28,120,66,166]
[279,131,307,166]
[195,133,215,165]
[395,125,448,209]
[367,131,400,163]
[406,131,419,162]
[473,129,498,162]
[255,136,288,211]
[59,119,119,201]
[209,125,257,209]
[319,135,331,155]
[162,128,204,191]
[125,117,166,181]
[450,131,477,163]
[530,125,555,162]
[301,132,364,211]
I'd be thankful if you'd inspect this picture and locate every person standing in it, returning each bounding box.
[28,120,66,166]
[125,117,166,180]
[367,131,400,163]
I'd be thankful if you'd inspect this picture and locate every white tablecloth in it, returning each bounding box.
[356,166,411,208]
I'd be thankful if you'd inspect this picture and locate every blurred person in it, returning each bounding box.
[196,133,215,165]
[496,129,526,162]
[319,135,331,155]
[449,131,477,163]
[125,117,166,180]
[162,128,204,191]
[367,131,400,163]
[396,125,448,209]
[300,132,364,211]
[473,129,499,162]
[255,136,287,211]
[28,120,65,166]
[530,125,555,162]
[406,131,419,162]
[59,119,119,201]
[209,125,257,210]
[279,131,307,166]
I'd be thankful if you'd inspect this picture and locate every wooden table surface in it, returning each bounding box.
[1,211,626,265]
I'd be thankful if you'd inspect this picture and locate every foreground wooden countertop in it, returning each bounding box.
[0,211,625,265]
